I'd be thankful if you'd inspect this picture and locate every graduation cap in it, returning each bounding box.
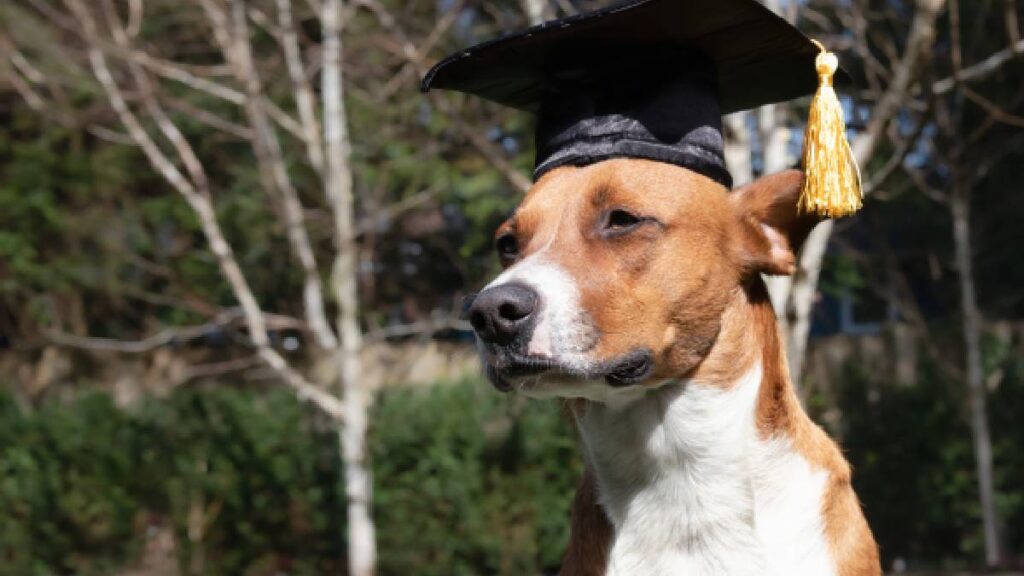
[422,0,862,218]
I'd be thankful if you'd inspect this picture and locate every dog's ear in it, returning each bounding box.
[730,169,823,276]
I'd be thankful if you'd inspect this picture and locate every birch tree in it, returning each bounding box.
[1,0,380,570]
[2,0,546,569]
[521,0,555,25]
[901,0,1023,559]
[723,0,1021,563]
[721,0,949,385]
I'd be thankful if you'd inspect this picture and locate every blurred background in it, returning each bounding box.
[0,0,1022,574]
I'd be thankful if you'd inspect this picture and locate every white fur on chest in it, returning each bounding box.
[576,365,836,576]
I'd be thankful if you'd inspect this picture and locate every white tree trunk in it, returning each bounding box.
[778,0,947,385]
[221,0,338,350]
[323,1,377,574]
[723,111,754,186]
[759,104,791,175]
[782,220,832,384]
[756,104,799,341]
[68,0,344,420]
[520,0,554,25]
[951,177,1001,567]
[42,1,366,566]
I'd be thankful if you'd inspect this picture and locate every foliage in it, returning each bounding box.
[0,387,345,574]
[0,380,580,575]
[0,0,538,341]
[373,381,580,576]
[1,0,1023,571]
[5,347,1023,574]
[826,332,1024,570]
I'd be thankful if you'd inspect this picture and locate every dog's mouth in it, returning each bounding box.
[485,349,654,392]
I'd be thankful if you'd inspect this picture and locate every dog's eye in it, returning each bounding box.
[606,209,643,230]
[495,234,519,261]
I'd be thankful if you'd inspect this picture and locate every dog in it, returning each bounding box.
[466,159,881,576]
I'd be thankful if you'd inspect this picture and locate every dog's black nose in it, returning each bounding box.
[468,283,538,345]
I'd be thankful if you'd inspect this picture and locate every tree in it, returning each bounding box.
[2,0,376,570]
[1,1,553,572]
[898,0,1024,562]
[723,0,949,386]
[723,0,1024,563]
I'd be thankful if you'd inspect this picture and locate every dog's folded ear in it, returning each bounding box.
[730,169,824,276]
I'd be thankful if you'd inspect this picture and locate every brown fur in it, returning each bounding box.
[498,160,743,380]
[738,176,882,576]
[495,159,879,575]
[749,280,881,576]
[560,471,613,576]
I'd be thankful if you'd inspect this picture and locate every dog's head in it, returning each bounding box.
[468,159,818,399]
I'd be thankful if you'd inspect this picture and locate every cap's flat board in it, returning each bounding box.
[423,0,847,114]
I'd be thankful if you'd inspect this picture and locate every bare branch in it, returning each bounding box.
[1006,0,1021,47]
[949,0,963,76]
[863,104,932,193]
[782,0,949,384]
[102,0,211,193]
[933,38,1024,94]
[48,326,219,354]
[134,50,246,104]
[188,0,334,349]
[276,0,325,177]
[10,47,47,84]
[903,164,949,204]
[256,348,346,420]
[2,30,134,141]
[217,0,337,349]
[262,100,306,139]
[447,108,533,194]
[23,0,77,31]
[2,55,47,111]
[88,124,136,145]
[970,131,1024,183]
[852,0,947,165]
[837,0,885,92]
[366,316,472,342]
[45,308,305,353]
[131,50,307,140]
[126,0,143,38]
[552,0,576,16]
[164,95,255,140]
[963,86,1024,128]
[358,0,532,195]
[354,184,441,238]
[375,0,463,100]
[61,0,339,421]
[246,5,282,42]
[174,355,262,386]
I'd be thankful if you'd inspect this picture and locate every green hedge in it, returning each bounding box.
[3,358,1022,574]
[830,348,1024,569]
[0,381,581,575]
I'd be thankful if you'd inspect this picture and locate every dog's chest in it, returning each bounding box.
[577,366,837,576]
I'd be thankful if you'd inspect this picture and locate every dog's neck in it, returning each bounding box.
[573,282,836,576]
[577,364,769,575]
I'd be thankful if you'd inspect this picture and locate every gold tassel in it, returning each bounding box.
[799,40,863,218]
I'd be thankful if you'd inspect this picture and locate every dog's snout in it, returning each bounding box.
[468,283,538,345]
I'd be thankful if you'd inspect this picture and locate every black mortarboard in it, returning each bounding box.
[421,0,862,215]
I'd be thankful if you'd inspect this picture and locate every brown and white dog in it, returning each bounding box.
[466,159,881,576]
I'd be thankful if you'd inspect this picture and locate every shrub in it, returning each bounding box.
[372,381,580,576]
[0,379,580,575]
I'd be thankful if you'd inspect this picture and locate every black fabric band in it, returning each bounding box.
[534,130,732,188]
[532,46,732,188]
